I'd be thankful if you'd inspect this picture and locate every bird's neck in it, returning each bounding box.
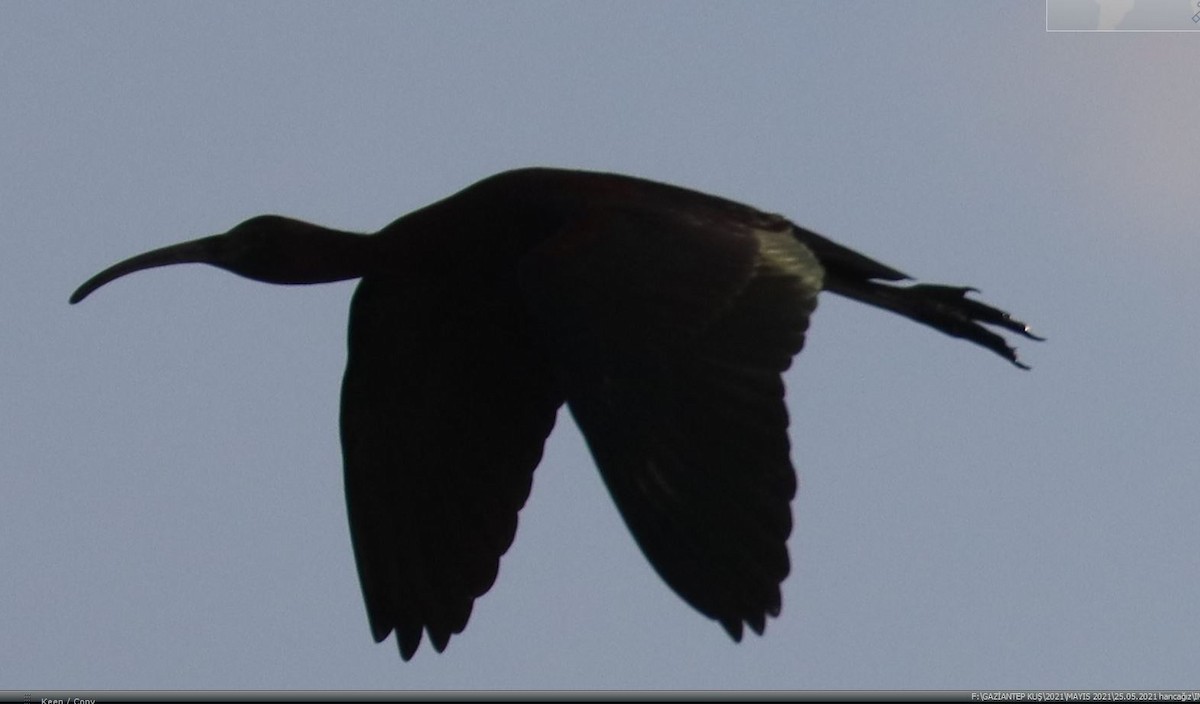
[225,219,388,286]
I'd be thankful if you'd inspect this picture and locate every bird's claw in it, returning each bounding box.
[903,284,1043,370]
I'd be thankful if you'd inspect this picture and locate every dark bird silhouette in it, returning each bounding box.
[70,167,1041,660]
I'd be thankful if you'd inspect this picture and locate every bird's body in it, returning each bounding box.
[71,167,1040,660]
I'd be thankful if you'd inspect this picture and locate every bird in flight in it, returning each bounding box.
[71,167,1041,660]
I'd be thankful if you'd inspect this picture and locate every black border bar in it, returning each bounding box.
[3,692,1199,703]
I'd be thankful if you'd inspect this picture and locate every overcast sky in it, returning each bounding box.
[3,1,1198,692]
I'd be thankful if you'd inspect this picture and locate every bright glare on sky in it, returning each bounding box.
[3,1,1198,691]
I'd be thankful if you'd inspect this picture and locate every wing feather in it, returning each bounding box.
[340,273,562,660]
[520,207,821,639]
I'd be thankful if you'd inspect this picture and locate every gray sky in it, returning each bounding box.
[3,1,1198,691]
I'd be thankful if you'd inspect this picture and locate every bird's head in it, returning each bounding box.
[70,215,371,304]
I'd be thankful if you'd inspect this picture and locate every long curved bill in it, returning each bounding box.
[69,234,225,304]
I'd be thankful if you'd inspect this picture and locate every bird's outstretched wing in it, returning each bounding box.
[340,274,563,660]
[519,206,822,640]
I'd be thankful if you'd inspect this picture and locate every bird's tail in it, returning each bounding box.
[792,227,1043,369]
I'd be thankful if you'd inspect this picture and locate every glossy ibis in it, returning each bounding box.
[70,167,1041,660]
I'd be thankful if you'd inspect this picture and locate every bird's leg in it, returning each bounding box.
[825,279,1043,369]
